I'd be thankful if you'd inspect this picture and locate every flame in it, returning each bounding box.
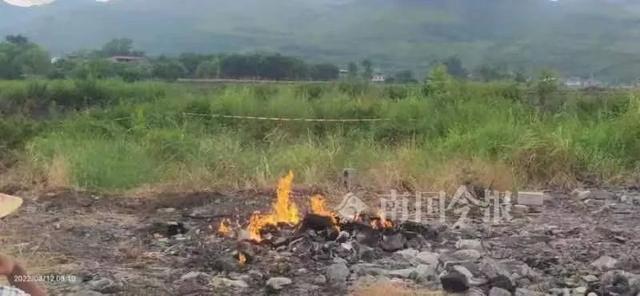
[217,218,232,237]
[246,171,301,242]
[238,253,247,266]
[371,210,393,229]
[310,195,339,230]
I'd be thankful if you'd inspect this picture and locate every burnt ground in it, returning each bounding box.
[0,188,639,296]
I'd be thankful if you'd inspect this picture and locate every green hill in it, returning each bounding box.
[2,0,640,82]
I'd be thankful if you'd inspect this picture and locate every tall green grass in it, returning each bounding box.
[2,80,640,191]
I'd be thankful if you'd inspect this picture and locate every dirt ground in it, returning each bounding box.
[0,188,639,295]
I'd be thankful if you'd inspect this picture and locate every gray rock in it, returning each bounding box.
[387,268,416,279]
[266,277,293,291]
[456,239,483,250]
[453,265,488,286]
[516,288,544,296]
[468,287,487,296]
[69,291,106,296]
[393,248,419,261]
[326,263,350,284]
[586,293,597,296]
[440,270,470,293]
[601,270,640,296]
[87,278,122,294]
[381,233,406,252]
[312,275,327,285]
[211,276,249,289]
[416,251,440,266]
[452,249,482,261]
[489,287,512,296]
[413,264,437,283]
[574,287,587,296]
[581,275,598,283]
[512,205,530,217]
[591,256,618,271]
[179,271,209,281]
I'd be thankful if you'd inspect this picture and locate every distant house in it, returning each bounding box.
[565,77,583,88]
[371,74,385,83]
[339,69,349,79]
[109,56,145,63]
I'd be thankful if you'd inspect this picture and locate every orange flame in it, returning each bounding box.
[371,210,393,229]
[217,218,232,237]
[310,195,339,230]
[246,171,301,242]
[238,253,247,266]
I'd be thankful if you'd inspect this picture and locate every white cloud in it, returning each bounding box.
[3,0,55,7]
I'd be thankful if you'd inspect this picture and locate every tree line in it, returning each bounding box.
[0,35,531,84]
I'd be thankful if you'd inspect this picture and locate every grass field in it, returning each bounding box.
[1,79,639,193]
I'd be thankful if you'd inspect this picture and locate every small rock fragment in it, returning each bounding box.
[590,256,618,271]
[266,277,293,291]
[440,270,470,293]
[326,263,350,285]
[489,287,512,296]
[456,239,483,251]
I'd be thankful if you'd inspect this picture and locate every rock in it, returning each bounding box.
[453,265,488,286]
[516,288,544,296]
[413,264,437,283]
[490,287,512,296]
[69,291,106,296]
[600,270,640,296]
[512,205,530,217]
[87,278,122,294]
[586,293,597,296]
[387,268,416,279]
[517,192,544,206]
[440,270,470,293]
[381,233,406,252]
[416,251,440,266]
[490,274,516,292]
[571,189,592,200]
[581,275,598,283]
[574,287,587,296]
[393,248,418,261]
[312,275,327,285]
[591,256,618,271]
[468,287,487,296]
[179,271,209,281]
[211,276,248,289]
[326,263,350,285]
[452,249,482,261]
[456,239,483,251]
[266,277,293,291]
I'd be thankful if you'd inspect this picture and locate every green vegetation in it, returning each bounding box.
[1,72,639,192]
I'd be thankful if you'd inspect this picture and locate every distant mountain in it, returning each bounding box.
[2,0,640,82]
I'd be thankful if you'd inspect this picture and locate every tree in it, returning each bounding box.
[0,36,50,79]
[5,35,29,46]
[393,70,417,83]
[347,62,358,78]
[423,64,453,97]
[309,63,339,81]
[195,59,220,78]
[152,58,186,81]
[361,59,373,79]
[101,38,135,57]
[474,63,510,82]
[443,56,468,79]
[535,69,559,111]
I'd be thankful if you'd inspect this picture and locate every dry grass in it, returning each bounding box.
[351,280,444,296]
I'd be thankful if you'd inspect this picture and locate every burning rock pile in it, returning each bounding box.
[204,172,542,295]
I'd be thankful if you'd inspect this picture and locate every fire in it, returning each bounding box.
[238,253,247,266]
[310,195,339,230]
[217,218,232,237]
[246,171,301,242]
[371,210,393,230]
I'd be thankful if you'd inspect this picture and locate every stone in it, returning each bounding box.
[211,276,249,289]
[571,189,592,200]
[387,268,416,279]
[312,275,327,285]
[326,263,350,285]
[413,264,437,283]
[581,275,598,283]
[87,278,122,294]
[601,270,640,296]
[516,288,544,296]
[517,192,545,206]
[590,256,618,271]
[456,239,483,250]
[452,249,482,261]
[393,248,418,261]
[586,293,597,296]
[490,287,512,296]
[179,271,209,282]
[416,251,440,266]
[574,287,587,296]
[453,265,488,286]
[468,287,487,296]
[440,270,470,293]
[512,205,530,217]
[266,277,293,291]
[381,233,407,252]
